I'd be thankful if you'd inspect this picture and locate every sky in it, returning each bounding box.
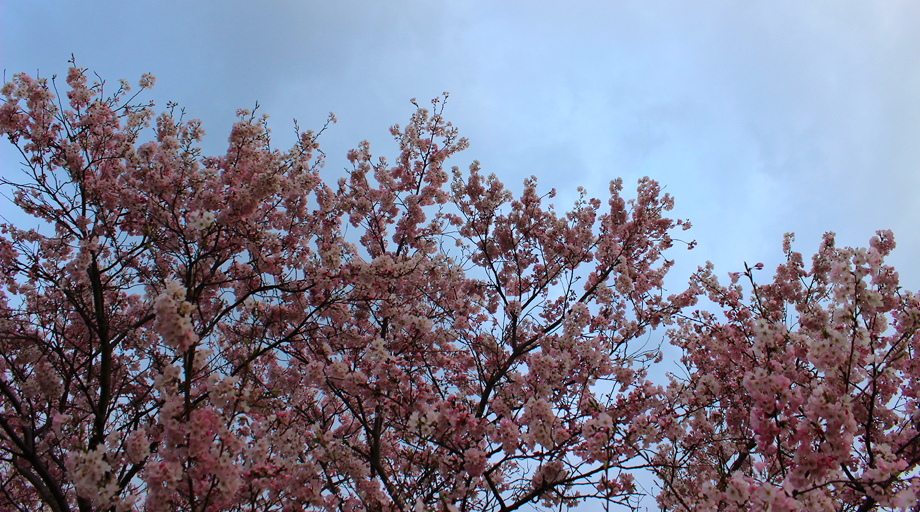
[3,1,920,507]
[4,0,920,289]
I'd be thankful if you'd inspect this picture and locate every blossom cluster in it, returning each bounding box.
[657,231,920,510]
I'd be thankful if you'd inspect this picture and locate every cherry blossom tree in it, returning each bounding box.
[0,65,696,511]
[657,232,920,511]
[4,64,918,512]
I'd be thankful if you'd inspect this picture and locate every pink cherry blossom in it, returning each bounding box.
[3,64,916,512]
[657,231,920,510]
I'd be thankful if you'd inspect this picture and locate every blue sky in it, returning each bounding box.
[4,1,919,290]
[3,1,920,508]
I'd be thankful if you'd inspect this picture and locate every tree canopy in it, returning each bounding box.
[0,66,918,511]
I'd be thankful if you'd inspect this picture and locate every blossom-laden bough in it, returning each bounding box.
[658,231,920,511]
